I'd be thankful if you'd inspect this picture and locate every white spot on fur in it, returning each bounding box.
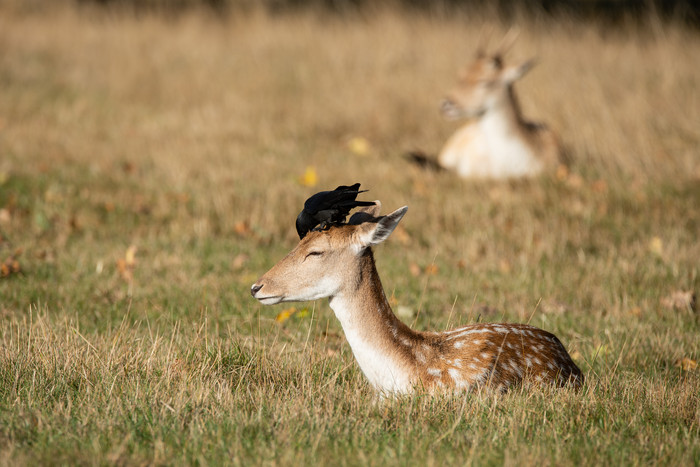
[427,368,442,377]
[454,340,465,349]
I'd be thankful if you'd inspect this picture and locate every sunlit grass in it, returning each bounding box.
[0,4,698,465]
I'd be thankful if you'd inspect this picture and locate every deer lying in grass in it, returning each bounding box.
[251,201,583,395]
[438,40,562,178]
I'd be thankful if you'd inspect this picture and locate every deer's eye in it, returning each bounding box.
[305,251,324,259]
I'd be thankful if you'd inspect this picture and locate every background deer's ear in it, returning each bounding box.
[353,206,408,251]
[502,58,536,84]
[348,201,381,225]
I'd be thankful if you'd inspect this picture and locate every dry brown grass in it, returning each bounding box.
[0,4,698,465]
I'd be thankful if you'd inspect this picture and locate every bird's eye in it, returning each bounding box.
[305,251,324,259]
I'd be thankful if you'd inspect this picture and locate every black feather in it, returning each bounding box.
[295,183,375,239]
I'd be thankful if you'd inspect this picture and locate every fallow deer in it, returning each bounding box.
[438,38,562,178]
[251,202,583,395]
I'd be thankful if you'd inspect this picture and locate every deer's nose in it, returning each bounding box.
[250,283,263,297]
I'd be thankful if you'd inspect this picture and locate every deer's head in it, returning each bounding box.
[251,203,408,305]
[441,46,535,121]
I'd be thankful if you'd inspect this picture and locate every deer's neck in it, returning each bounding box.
[475,87,543,174]
[480,87,528,136]
[328,249,420,394]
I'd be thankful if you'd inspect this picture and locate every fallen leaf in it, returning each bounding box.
[498,259,511,274]
[275,307,296,323]
[409,263,421,277]
[234,221,251,237]
[555,164,569,181]
[424,264,439,275]
[0,252,22,278]
[232,253,249,270]
[649,237,664,257]
[592,344,608,359]
[117,245,137,282]
[125,245,137,266]
[122,161,136,174]
[298,166,318,187]
[675,358,697,371]
[347,137,370,156]
[457,259,467,270]
[628,307,642,317]
[591,179,608,193]
[569,350,582,361]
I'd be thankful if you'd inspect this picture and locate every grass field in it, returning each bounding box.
[0,3,699,465]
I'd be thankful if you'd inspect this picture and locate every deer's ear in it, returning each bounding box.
[502,58,536,84]
[348,201,381,225]
[353,206,408,251]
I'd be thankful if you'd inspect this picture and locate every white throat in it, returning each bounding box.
[478,106,542,177]
[328,294,413,394]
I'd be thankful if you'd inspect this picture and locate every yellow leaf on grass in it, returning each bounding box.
[275,307,296,323]
[234,221,252,237]
[299,167,318,187]
[675,358,697,371]
[125,245,137,266]
[347,137,370,156]
[117,245,137,281]
[296,308,310,319]
[649,237,663,256]
[592,344,608,359]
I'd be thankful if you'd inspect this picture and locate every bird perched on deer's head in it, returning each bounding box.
[295,183,376,239]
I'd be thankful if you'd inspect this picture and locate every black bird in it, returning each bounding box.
[295,183,376,239]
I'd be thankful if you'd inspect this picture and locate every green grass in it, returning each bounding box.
[0,4,699,465]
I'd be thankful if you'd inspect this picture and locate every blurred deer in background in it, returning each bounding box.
[251,201,583,395]
[438,32,563,178]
